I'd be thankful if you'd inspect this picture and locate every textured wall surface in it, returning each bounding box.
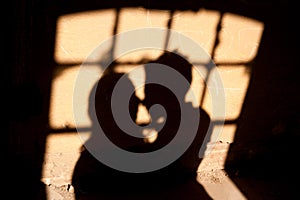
[8,1,298,199]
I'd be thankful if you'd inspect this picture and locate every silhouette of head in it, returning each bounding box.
[89,72,142,150]
[143,50,193,110]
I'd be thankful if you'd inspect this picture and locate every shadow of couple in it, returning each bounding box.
[72,51,212,199]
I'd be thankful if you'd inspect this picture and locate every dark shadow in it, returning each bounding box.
[71,51,212,199]
[224,1,300,199]
[7,1,57,199]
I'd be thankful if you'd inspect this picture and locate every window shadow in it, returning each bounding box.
[8,1,299,199]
